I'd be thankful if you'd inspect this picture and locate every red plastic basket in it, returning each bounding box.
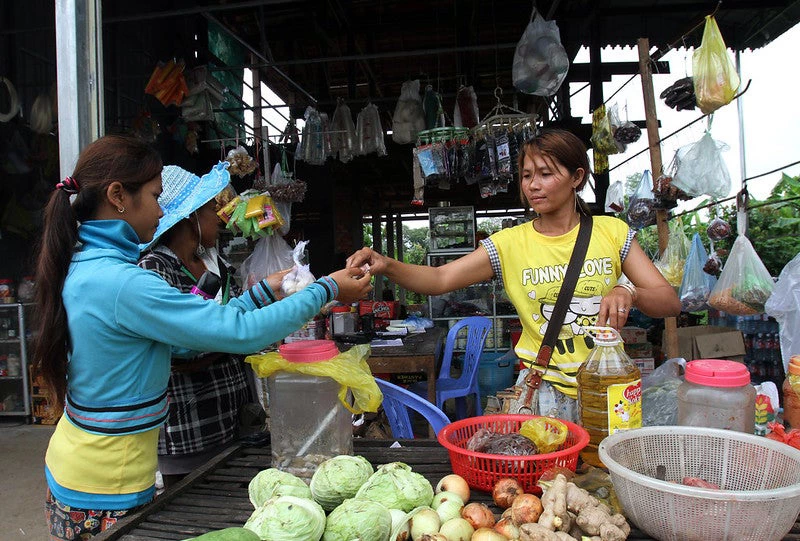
[437,414,590,493]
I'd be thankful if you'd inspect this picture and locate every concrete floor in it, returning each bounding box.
[0,420,53,539]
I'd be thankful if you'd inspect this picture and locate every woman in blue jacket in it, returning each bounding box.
[33,135,372,540]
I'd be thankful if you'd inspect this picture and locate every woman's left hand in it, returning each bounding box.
[599,286,634,330]
[266,268,293,300]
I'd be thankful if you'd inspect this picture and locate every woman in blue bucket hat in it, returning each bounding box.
[31,135,372,540]
[138,162,266,490]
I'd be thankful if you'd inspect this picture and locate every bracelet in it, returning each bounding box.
[614,282,637,303]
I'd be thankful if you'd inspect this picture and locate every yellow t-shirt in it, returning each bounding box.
[482,216,634,398]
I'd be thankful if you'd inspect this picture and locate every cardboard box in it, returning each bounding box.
[358,300,399,319]
[625,342,654,359]
[665,326,746,362]
[620,326,648,344]
[634,357,655,376]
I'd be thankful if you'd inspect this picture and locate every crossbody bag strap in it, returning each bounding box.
[524,214,594,393]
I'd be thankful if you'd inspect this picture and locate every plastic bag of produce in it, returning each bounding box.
[392,80,425,144]
[642,357,686,426]
[679,233,716,312]
[590,105,621,157]
[693,15,740,115]
[672,131,731,199]
[512,10,569,96]
[605,180,625,213]
[246,344,381,414]
[654,218,691,289]
[708,234,775,315]
[625,170,658,229]
[765,251,800,369]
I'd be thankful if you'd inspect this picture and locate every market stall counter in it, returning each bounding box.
[91,439,800,541]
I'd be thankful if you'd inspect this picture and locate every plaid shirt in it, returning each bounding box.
[138,246,252,455]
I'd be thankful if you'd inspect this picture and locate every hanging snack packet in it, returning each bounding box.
[708,234,774,315]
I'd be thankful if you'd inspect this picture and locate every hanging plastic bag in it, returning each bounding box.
[246,344,381,414]
[612,105,642,146]
[606,104,628,152]
[281,240,316,296]
[708,235,775,315]
[226,145,257,178]
[655,218,691,289]
[706,216,732,241]
[298,106,326,165]
[330,98,357,163]
[625,170,658,229]
[605,181,625,213]
[680,233,716,312]
[765,252,800,368]
[392,80,426,144]
[642,357,686,427]
[238,234,295,289]
[423,85,445,130]
[454,86,480,129]
[356,102,386,156]
[672,131,731,199]
[512,10,569,96]
[270,161,292,235]
[692,16,740,115]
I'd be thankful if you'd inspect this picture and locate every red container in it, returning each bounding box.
[437,414,589,493]
[278,340,339,363]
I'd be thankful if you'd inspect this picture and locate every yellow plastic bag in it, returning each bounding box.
[519,417,568,454]
[245,344,382,414]
[692,16,740,115]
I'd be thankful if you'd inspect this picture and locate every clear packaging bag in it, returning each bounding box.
[625,170,658,229]
[679,233,716,312]
[693,16,740,115]
[511,10,569,96]
[590,105,621,156]
[605,180,625,213]
[330,98,356,163]
[672,131,731,199]
[642,357,686,426]
[391,80,426,144]
[765,252,800,370]
[238,234,295,289]
[708,234,775,315]
[655,218,691,289]
[282,240,316,296]
[356,102,386,156]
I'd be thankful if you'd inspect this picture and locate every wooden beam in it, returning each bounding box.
[638,37,678,361]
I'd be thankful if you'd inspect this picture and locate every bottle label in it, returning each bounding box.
[606,380,642,434]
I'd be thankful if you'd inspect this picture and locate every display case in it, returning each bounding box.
[428,206,476,253]
[426,251,520,353]
[0,303,31,421]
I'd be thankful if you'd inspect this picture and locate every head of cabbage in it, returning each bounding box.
[354,462,434,512]
[248,468,312,509]
[244,495,326,541]
[322,498,392,541]
[310,455,374,512]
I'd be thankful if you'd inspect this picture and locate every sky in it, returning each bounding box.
[573,21,800,206]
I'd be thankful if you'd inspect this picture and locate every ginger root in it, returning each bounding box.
[519,523,577,541]
[538,473,569,531]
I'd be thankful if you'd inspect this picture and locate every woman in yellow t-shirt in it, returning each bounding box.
[347,129,680,420]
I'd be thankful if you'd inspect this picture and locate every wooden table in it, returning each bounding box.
[365,326,444,406]
[93,438,800,541]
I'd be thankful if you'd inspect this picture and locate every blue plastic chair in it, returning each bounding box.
[376,378,451,438]
[410,316,493,421]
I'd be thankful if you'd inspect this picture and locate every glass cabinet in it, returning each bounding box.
[0,303,31,421]
[428,206,476,252]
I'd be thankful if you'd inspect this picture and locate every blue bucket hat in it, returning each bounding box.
[140,161,231,250]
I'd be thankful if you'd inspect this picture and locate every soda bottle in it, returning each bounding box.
[577,326,642,468]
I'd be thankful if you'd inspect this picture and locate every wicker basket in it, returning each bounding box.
[437,414,589,493]
[599,426,800,541]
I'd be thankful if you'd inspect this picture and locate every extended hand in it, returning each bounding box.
[346,247,389,275]
[329,266,373,303]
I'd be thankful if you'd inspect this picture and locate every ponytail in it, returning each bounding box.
[32,135,162,412]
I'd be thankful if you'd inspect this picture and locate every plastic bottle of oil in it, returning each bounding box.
[577,326,642,467]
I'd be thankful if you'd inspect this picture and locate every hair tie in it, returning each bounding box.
[56,176,80,195]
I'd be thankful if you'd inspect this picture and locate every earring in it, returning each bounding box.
[194,212,206,257]
[117,206,125,214]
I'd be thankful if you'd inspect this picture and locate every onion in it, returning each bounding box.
[461,502,495,530]
[438,518,474,541]
[493,517,520,539]
[431,490,465,510]
[492,478,524,509]
[435,474,470,503]
[419,534,447,541]
[510,493,543,526]
[390,509,409,540]
[471,527,509,541]
[435,499,463,524]
[500,507,513,520]
[409,507,441,541]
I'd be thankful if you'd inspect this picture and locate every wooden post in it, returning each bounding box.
[638,38,679,360]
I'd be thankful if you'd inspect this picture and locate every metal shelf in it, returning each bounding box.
[0,376,23,381]
[0,303,31,422]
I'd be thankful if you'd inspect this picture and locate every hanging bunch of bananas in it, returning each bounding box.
[660,77,697,111]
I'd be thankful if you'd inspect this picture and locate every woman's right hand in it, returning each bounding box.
[328,267,373,303]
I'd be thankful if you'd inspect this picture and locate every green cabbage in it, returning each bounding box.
[244,496,326,541]
[310,455,374,512]
[322,498,392,541]
[354,462,434,512]
[248,468,312,509]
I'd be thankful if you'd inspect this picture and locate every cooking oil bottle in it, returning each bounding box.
[577,326,642,467]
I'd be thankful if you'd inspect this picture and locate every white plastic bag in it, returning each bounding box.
[605,180,625,213]
[330,98,356,163]
[391,80,426,144]
[281,240,316,296]
[512,11,569,96]
[238,234,295,289]
[672,131,731,199]
[356,102,386,156]
[765,251,800,372]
